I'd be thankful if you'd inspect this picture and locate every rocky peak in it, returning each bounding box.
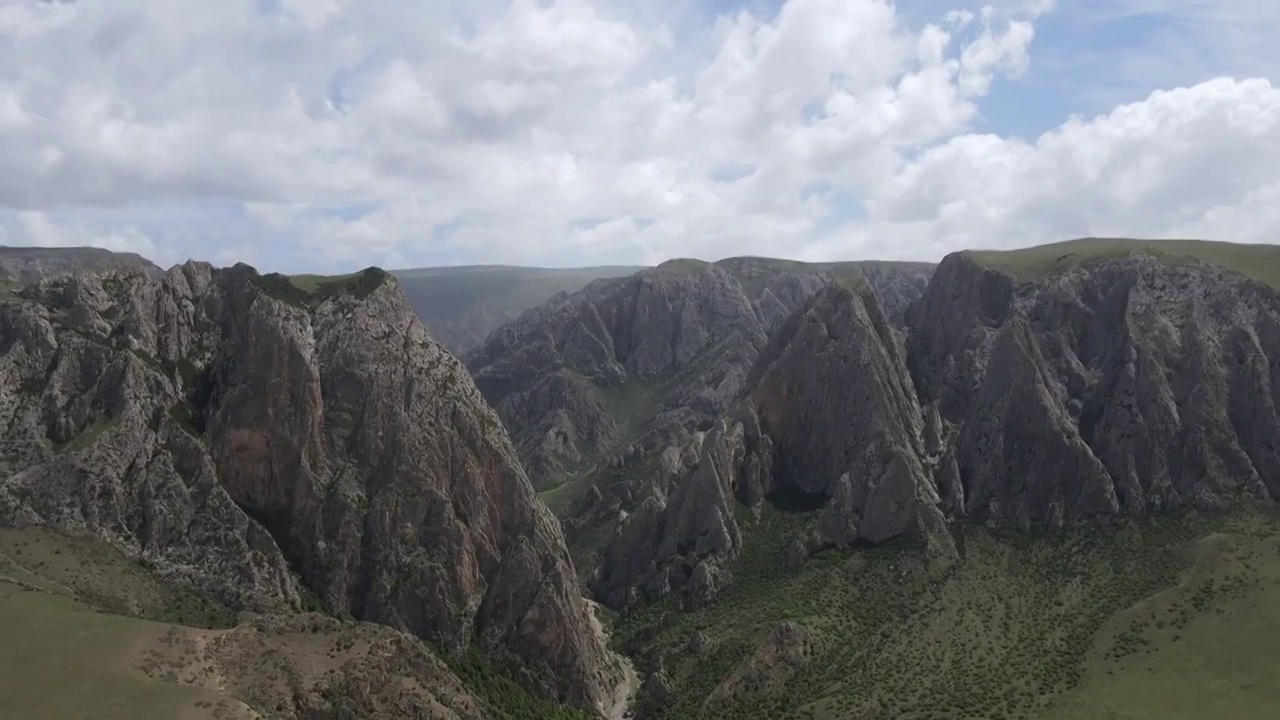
[0,262,620,712]
[594,243,1280,611]
[909,249,1280,526]
[467,258,935,491]
[593,284,953,608]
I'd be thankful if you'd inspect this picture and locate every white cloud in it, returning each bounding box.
[0,0,1277,271]
[0,209,160,258]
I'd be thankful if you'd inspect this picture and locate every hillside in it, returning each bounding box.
[0,245,160,289]
[462,237,1280,719]
[613,504,1280,720]
[4,237,1280,720]
[464,257,933,583]
[967,237,1280,288]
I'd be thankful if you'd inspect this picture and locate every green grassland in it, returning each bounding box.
[0,581,247,720]
[969,237,1280,288]
[611,503,1280,720]
[0,527,606,720]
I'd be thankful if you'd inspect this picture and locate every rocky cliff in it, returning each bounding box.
[584,244,1280,610]
[0,263,619,712]
[467,258,934,492]
[910,250,1280,526]
[593,283,952,608]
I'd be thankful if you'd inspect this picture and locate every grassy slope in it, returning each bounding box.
[0,530,251,720]
[0,582,252,720]
[969,237,1280,288]
[611,504,1280,720]
[0,528,595,720]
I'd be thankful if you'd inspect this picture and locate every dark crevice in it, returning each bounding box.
[765,483,829,513]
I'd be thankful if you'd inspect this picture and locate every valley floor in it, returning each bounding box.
[607,503,1280,720]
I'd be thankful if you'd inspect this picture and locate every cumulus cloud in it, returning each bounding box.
[0,0,1277,270]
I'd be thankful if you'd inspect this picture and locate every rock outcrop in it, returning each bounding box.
[592,420,747,609]
[909,251,1280,526]
[0,264,617,711]
[467,258,934,491]
[590,246,1280,611]
[593,284,951,608]
[745,284,946,548]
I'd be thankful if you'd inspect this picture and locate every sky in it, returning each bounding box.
[1,0,1279,272]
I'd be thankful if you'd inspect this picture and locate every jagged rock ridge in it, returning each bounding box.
[910,250,1280,526]
[0,263,618,712]
[590,246,1280,609]
[467,257,934,492]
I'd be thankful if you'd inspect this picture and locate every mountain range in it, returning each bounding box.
[2,239,1278,720]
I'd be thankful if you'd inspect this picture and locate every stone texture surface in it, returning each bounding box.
[908,252,1280,526]
[587,249,1280,610]
[0,264,617,711]
[467,258,934,491]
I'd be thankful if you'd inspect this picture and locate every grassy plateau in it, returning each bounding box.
[969,237,1280,288]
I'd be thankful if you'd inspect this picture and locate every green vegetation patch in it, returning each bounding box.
[597,380,666,446]
[612,504,1280,720]
[309,267,390,301]
[450,648,597,720]
[248,270,313,308]
[969,237,1280,288]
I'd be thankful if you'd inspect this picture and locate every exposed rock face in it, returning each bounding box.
[592,248,1280,611]
[593,421,746,609]
[909,252,1280,526]
[594,284,951,608]
[746,284,940,546]
[467,258,934,490]
[0,264,616,710]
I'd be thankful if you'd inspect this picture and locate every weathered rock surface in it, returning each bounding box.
[591,283,956,608]
[909,251,1280,525]
[593,421,747,609]
[0,264,617,711]
[588,248,1280,611]
[467,258,934,491]
[746,284,943,547]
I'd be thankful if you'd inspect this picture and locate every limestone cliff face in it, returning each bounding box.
[744,285,945,547]
[593,419,747,609]
[467,259,934,490]
[0,264,615,710]
[591,248,1280,610]
[909,252,1280,526]
[593,284,949,608]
